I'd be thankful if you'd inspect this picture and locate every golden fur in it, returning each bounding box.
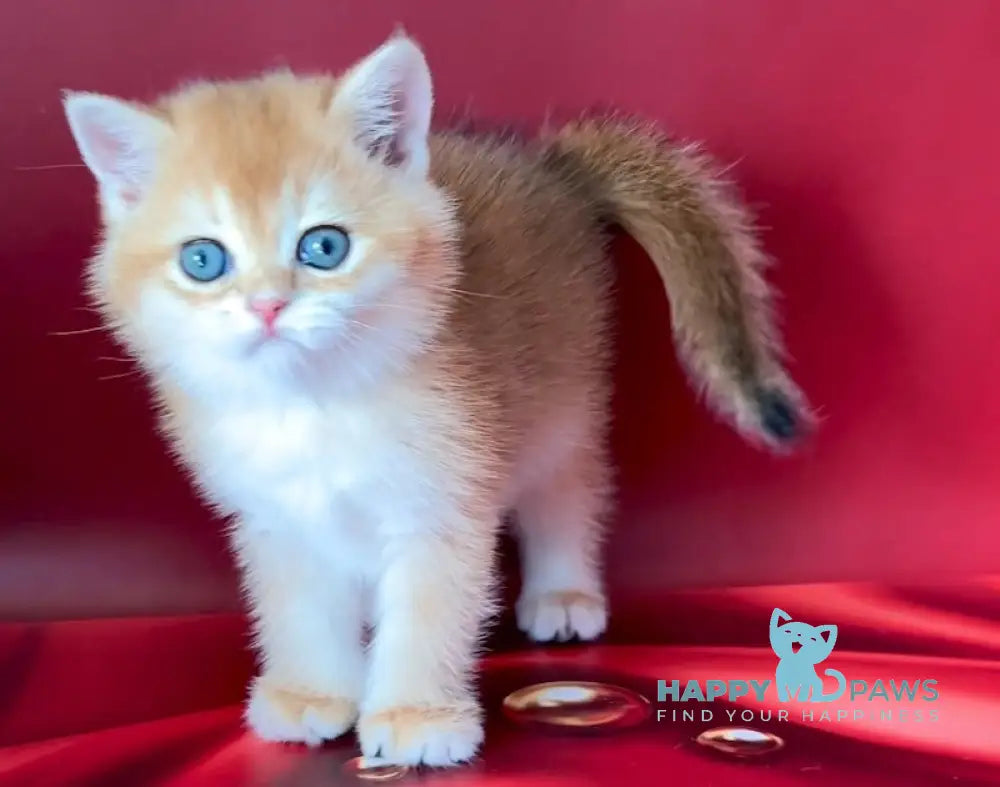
[64,35,808,767]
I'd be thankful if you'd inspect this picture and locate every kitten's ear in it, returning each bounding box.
[330,35,433,178]
[771,608,792,629]
[814,625,838,647]
[63,91,171,218]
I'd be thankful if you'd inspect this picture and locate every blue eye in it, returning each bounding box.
[297,225,350,270]
[179,239,229,282]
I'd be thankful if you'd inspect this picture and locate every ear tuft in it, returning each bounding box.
[331,36,433,177]
[63,91,170,217]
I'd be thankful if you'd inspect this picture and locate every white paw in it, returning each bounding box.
[516,590,608,642]
[357,703,484,767]
[245,676,358,746]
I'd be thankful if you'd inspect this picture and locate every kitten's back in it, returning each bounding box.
[429,118,811,449]
[428,132,614,449]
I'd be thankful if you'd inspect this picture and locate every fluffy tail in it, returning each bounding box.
[541,117,811,448]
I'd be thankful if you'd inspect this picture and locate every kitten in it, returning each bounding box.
[64,35,810,766]
[770,608,846,702]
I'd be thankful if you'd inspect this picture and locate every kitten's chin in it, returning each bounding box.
[239,333,320,374]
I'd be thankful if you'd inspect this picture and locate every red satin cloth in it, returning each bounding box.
[3,580,998,785]
[3,1,1000,784]
[5,0,1000,623]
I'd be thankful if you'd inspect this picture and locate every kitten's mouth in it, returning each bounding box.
[249,329,288,347]
[243,331,297,357]
[791,642,802,654]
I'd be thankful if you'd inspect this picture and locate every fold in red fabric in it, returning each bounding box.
[3,579,998,785]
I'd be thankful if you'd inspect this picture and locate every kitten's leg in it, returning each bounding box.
[357,511,497,767]
[236,527,365,746]
[514,443,610,642]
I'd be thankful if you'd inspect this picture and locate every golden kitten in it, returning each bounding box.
[64,34,808,766]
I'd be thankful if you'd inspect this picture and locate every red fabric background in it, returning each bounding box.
[1,1,998,784]
[4,0,1000,619]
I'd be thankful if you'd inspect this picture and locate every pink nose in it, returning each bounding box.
[248,297,289,331]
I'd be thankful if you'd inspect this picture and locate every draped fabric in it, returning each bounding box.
[3,581,999,784]
[3,0,998,784]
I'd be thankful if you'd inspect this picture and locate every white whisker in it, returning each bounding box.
[15,163,87,171]
[424,283,505,300]
[370,302,432,316]
[50,325,108,337]
[97,370,141,382]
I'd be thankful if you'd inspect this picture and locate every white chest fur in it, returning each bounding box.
[192,393,430,576]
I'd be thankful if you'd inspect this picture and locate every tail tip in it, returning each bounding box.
[754,386,813,448]
[758,388,798,441]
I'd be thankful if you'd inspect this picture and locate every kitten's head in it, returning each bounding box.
[769,608,837,664]
[64,36,459,398]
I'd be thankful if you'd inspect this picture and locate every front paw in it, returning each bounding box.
[357,702,484,767]
[245,675,358,746]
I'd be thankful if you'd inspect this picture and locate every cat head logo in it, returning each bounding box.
[769,608,846,703]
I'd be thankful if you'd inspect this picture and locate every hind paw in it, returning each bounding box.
[516,590,607,642]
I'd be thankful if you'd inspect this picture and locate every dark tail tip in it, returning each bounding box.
[756,388,800,443]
